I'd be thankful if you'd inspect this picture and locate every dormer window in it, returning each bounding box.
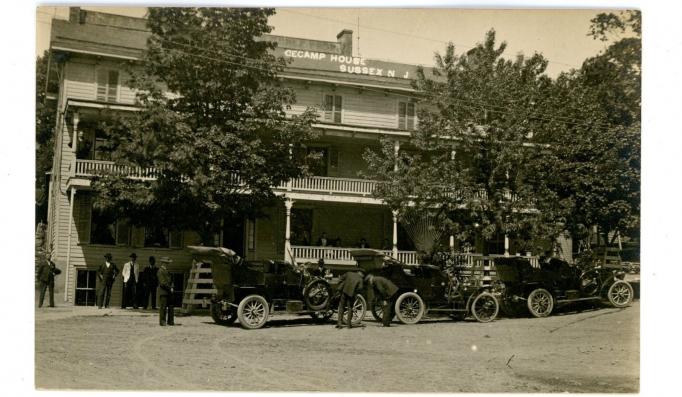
[323,94,343,123]
[398,101,416,130]
[96,69,119,102]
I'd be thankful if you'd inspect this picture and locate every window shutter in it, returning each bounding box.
[398,102,406,129]
[334,96,342,123]
[323,95,333,121]
[107,70,119,102]
[96,69,108,101]
[116,219,130,246]
[169,231,183,249]
[407,102,415,130]
[76,192,92,244]
[132,226,146,248]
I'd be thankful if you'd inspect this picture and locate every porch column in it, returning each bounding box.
[391,209,399,259]
[284,199,294,263]
[393,140,400,172]
[71,111,79,175]
[449,235,455,253]
[504,233,510,257]
[64,188,76,302]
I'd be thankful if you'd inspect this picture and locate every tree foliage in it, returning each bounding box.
[36,50,59,223]
[364,15,641,254]
[92,8,317,242]
[364,30,564,253]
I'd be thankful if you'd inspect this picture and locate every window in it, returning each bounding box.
[76,123,112,161]
[398,101,416,130]
[322,94,342,123]
[90,208,116,245]
[145,226,183,249]
[246,218,256,251]
[75,270,97,306]
[96,69,119,102]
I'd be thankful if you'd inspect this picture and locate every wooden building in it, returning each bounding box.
[45,8,537,306]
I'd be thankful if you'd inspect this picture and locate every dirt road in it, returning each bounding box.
[35,302,639,392]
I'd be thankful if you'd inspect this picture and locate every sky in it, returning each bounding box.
[36,6,619,78]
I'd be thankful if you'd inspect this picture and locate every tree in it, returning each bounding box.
[535,10,641,247]
[36,50,59,224]
[92,8,317,243]
[364,30,564,254]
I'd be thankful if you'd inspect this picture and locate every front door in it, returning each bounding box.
[222,216,245,257]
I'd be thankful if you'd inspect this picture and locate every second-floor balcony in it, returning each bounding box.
[71,159,380,200]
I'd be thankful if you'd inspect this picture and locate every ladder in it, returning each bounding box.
[181,261,217,313]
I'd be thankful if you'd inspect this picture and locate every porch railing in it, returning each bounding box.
[291,246,420,265]
[279,176,377,196]
[74,159,159,181]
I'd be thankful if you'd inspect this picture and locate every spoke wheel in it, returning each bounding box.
[607,280,634,308]
[237,295,269,329]
[340,294,367,325]
[527,288,554,318]
[471,292,499,323]
[304,279,332,311]
[394,292,425,324]
[211,301,237,325]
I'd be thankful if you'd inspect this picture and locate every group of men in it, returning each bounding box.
[96,253,175,326]
[335,270,399,328]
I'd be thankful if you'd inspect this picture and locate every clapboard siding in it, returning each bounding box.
[285,83,406,129]
[64,57,138,105]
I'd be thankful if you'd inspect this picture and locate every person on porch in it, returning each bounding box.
[317,232,329,247]
[357,238,370,248]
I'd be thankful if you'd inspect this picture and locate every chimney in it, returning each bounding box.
[69,7,84,24]
[336,29,353,57]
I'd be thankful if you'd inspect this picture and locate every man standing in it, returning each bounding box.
[96,253,118,309]
[365,274,399,327]
[335,270,364,329]
[121,253,140,309]
[157,260,175,326]
[37,254,61,308]
[142,256,159,310]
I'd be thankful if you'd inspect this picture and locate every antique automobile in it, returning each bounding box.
[349,249,500,324]
[188,246,365,329]
[494,256,635,318]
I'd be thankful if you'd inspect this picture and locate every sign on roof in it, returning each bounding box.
[274,47,420,80]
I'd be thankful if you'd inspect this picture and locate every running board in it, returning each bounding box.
[555,296,601,304]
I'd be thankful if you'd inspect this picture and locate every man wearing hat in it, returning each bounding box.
[365,274,399,327]
[335,270,365,329]
[121,253,140,309]
[96,253,118,309]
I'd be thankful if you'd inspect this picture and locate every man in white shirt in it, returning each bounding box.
[121,253,140,309]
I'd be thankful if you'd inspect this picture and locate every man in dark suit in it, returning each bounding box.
[157,261,175,326]
[335,270,364,329]
[365,274,399,327]
[142,256,159,310]
[37,255,61,308]
[96,253,118,309]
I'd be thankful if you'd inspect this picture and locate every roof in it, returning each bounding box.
[50,11,429,89]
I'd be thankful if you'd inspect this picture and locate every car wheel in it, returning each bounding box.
[237,295,269,329]
[340,294,367,325]
[607,280,634,308]
[211,301,237,325]
[471,292,499,323]
[527,288,554,318]
[304,279,332,311]
[394,292,425,324]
